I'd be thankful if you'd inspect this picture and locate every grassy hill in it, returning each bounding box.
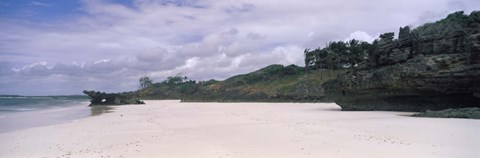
[135,64,345,102]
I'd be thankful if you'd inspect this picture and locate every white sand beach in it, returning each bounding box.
[0,100,478,158]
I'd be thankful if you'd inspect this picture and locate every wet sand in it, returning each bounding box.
[0,102,116,133]
[0,102,92,133]
[0,100,478,158]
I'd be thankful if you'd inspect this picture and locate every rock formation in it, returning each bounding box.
[83,90,144,106]
[324,11,480,111]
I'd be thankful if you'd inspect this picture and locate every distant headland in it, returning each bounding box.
[84,11,480,118]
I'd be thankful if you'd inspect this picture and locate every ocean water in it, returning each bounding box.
[0,96,97,133]
[0,96,89,114]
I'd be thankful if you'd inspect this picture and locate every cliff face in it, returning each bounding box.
[324,11,480,111]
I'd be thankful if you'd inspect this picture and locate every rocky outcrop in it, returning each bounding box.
[413,107,480,119]
[324,11,480,111]
[83,90,145,106]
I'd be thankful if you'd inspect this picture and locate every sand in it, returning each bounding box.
[0,100,478,158]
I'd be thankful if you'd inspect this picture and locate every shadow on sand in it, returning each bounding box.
[90,106,115,116]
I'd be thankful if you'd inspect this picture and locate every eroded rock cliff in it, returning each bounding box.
[324,11,480,111]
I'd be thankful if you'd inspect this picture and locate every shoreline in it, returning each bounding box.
[0,100,478,157]
[0,101,113,133]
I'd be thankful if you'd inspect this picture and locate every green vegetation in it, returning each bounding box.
[412,11,479,37]
[304,39,376,72]
[322,11,480,112]
[134,11,480,103]
[413,108,480,119]
[139,76,153,89]
[304,11,480,72]
[135,64,345,102]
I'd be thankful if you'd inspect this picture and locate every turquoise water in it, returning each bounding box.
[0,96,89,114]
[0,96,92,133]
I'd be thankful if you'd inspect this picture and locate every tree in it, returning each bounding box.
[303,38,375,72]
[166,75,186,85]
[304,48,314,72]
[325,47,339,77]
[139,76,153,89]
[347,39,365,68]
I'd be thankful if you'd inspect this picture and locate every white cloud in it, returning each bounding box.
[29,1,52,7]
[93,59,110,64]
[1,0,479,95]
[136,48,167,63]
[307,32,315,38]
[346,31,376,43]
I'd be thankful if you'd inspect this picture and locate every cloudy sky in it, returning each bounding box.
[0,0,478,95]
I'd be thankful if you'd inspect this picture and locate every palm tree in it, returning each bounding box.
[325,46,339,77]
[139,76,153,89]
[304,48,314,72]
[347,39,362,68]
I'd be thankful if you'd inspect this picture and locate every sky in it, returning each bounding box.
[0,0,479,95]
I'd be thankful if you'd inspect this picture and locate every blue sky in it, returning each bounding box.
[0,0,83,21]
[1,0,479,95]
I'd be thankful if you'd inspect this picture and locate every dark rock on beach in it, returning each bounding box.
[413,107,480,119]
[83,90,145,106]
